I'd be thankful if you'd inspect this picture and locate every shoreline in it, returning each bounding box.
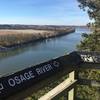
[0,28,75,51]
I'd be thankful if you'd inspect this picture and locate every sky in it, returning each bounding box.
[0,0,90,25]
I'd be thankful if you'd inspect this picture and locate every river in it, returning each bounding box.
[0,27,91,76]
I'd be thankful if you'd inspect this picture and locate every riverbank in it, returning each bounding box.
[0,27,75,51]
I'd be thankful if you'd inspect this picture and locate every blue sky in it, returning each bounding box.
[0,0,90,25]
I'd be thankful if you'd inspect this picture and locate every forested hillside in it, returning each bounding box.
[77,0,100,100]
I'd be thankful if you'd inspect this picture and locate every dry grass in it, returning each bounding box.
[0,29,56,47]
[0,29,54,36]
[0,28,74,47]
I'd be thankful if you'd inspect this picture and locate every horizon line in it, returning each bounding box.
[0,24,87,26]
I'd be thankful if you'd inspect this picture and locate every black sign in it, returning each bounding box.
[0,57,63,99]
[0,51,93,99]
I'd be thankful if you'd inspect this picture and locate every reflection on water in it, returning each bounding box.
[0,27,91,76]
[0,39,49,60]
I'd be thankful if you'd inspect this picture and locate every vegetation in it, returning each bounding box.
[0,28,74,49]
[0,30,53,47]
[77,0,100,51]
[77,0,100,100]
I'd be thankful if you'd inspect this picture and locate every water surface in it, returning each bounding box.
[0,27,91,76]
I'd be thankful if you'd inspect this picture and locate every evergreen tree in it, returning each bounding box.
[77,0,100,51]
[77,0,100,100]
